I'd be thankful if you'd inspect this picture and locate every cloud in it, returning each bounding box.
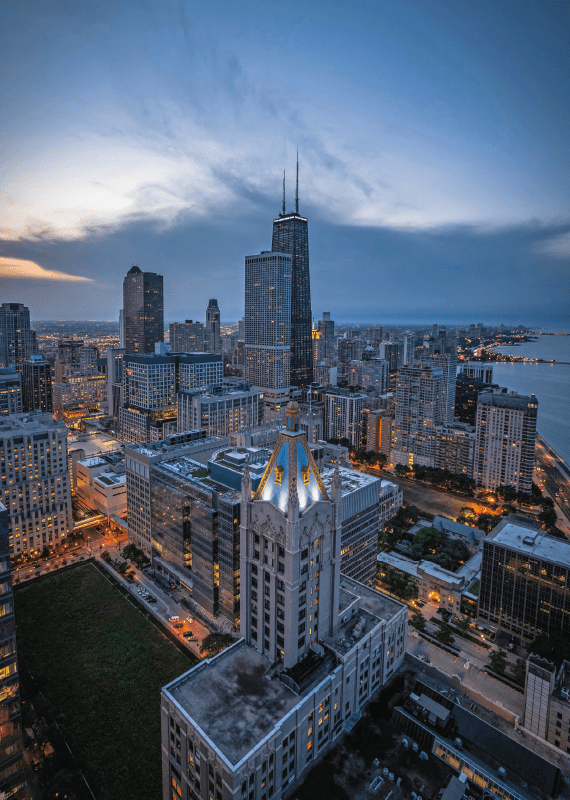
[535,231,570,259]
[0,257,93,282]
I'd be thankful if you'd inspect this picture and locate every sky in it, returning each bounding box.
[1,0,569,325]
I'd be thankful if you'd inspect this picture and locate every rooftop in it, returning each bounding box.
[165,642,300,767]
[0,412,65,434]
[486,519,570,567]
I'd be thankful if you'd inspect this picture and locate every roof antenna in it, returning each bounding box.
[295,150,299,214]
[282,170,286,216]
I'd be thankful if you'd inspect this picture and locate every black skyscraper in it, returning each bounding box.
[271,161,312,387]
[122,265,164,354]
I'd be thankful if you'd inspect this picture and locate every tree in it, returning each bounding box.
[376,452,388,469]
[457,506,476,524]
[435,625,455,646]
[383,570,418,601]
[538,507,557,529]
[456,617,470,632]
[540,496,555,509]
[437,607,451,623]
[200,633,236,659]
[476,514,496,534]
[409,527,471,572]
[395,464,411,476]
[488,649,508,675]
[410,613,426,632]
[528,632,570,667]
[511,658,527,687]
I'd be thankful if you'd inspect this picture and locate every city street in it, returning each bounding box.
[535,436,570,533]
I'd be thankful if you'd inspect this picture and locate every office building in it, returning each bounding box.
[177,386,263,438]
[435,422,476,476]
[271,171,313,386]
[244,251,292,410]
[0,413,72,556]
[459,361,494,384]
[378,341,400,372]
[313,361,337,387]
[161,402,407,800]
[523,656,570,754]
[317,312,335,361]
[169,321,210,353]
[123,265,164,354]
[107,347,125,425]
[478,515,570,643]
[324,389,367,448]
[348,359,389,395]
[0,367,22,415]
[473,391,538,493]
[125,431,228,554]
[454,372,503,425]
[320,467,382,585]
[206,299,221,354]
[119,352,223,443]
[392,365,443,467]
[311,326,323,363]
[150,457,241,623]
[0,303,38,370]
[22,355,53,412]
[0,504,27,799]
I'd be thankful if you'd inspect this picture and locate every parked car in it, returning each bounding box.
[173,622,184,629]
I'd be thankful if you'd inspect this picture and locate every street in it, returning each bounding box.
[535,436,570,533]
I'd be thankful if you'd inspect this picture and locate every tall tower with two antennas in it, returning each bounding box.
[272,154,313,387]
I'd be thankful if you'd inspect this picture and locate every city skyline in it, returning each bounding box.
[1,1,569,324]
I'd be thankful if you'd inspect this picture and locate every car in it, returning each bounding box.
[186,616,194,624]
[147,597,157,603]
[418,653,426,661]
[411,631,419,638]
[182,631,194,638]
[168,616,180,622]
[173,622,184,629]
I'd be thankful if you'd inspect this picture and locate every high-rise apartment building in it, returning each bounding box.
[365,408,393,458]
[119,352,223,443]
[206,299,221,354]
[418,337,457,424]
[107,347,125,425]
[0,303,38,371]
[0,503,27,799]
[318,312,335,361]
[325,389,367,448]
[177,385,263,438]
[22,355,53,412]
[473,391,538,493]
[244,251,292,409]
[271,173,312,386]
[0,413,72,556]
[392,365,443,467]
[161,403,407,800]
[434,422,476,476]
[0,368,22,415]
[122,265,164,354]
[479,515,570,643]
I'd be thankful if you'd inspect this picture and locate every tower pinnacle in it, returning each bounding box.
[282,170,286,216]
[295,151,299,214]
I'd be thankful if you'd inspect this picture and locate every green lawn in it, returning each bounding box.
[15,562,197,800]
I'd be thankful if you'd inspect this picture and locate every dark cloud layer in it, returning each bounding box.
[1,183,568,326]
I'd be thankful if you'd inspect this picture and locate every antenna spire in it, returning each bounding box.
[295,150,299,214]
[282,170,286,215]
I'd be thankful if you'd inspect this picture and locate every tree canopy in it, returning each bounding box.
[528,632,570,667]
[200,633,236,659]
[409,527,471,572]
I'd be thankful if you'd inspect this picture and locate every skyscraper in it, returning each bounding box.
[244,251,292,410]
[22,354,53,412]
[0,367,23,415]
[392,365,443,467]
[473,391,538,493]
[122,265,164,354]
[271,162,313,386]
[0,303,38,371]
[318,311,335,361]
[206,298,221,354]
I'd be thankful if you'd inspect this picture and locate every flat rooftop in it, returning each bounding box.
[486,521,570,567]
[165,642,299,766]
[341,575,404,623]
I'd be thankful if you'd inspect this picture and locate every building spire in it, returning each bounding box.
[282,170,286,216]
[295,150,299,214]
